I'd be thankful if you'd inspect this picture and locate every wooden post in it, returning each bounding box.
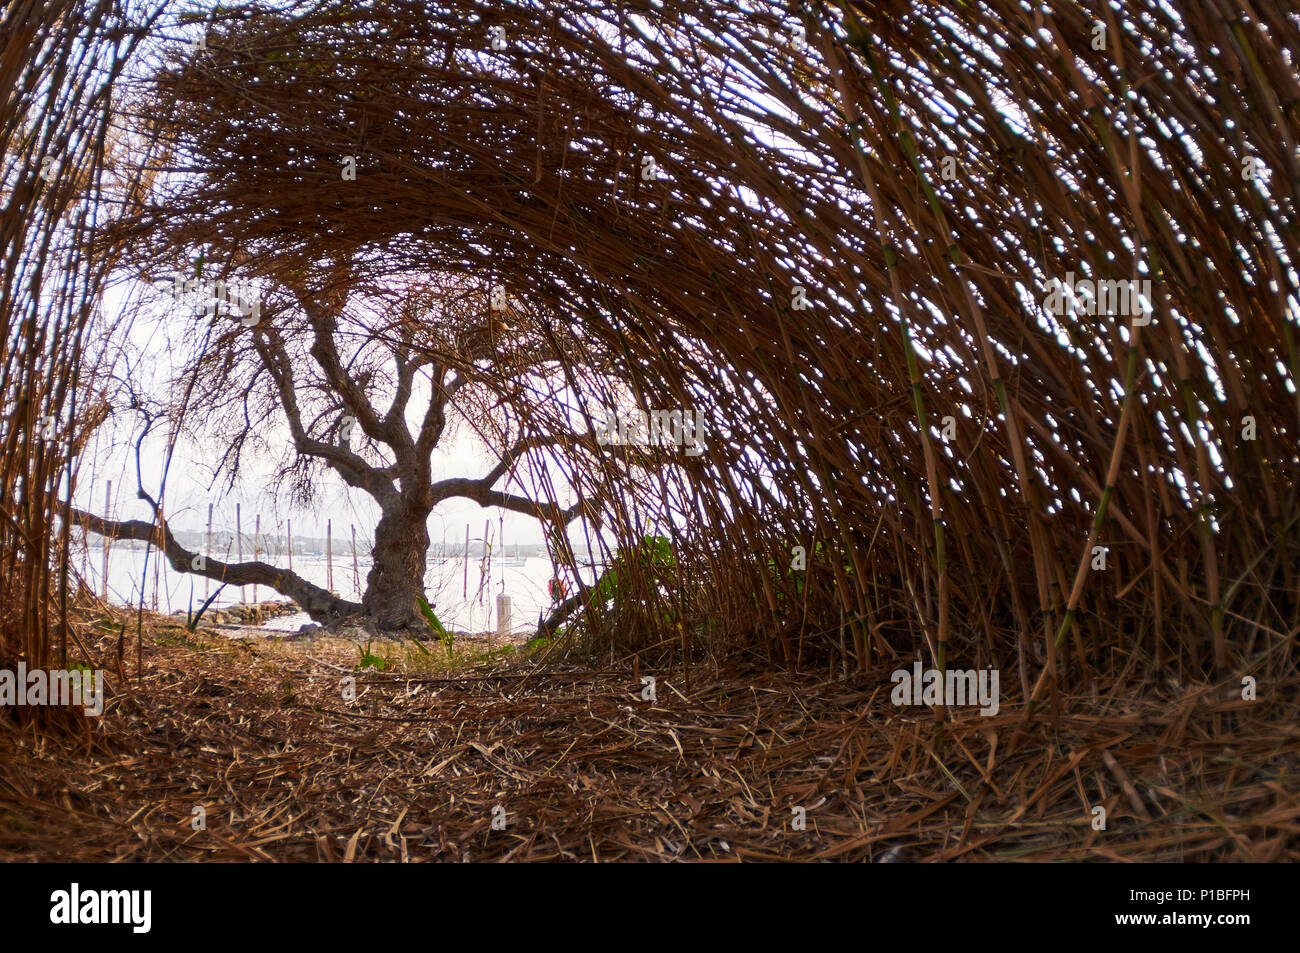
[495,594,510,651]
[351,523,360,597]
[327,519,334,594]
[462,524,470,599]
[287,518,293,571]
[482,519,490,605]
[102,480,111,601]
[80,510,90,599]
[204,502,212,599]
[253,513,261,603]
[154,501,163,610]
[236,503,244,604]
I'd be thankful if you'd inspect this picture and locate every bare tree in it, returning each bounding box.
[73,271,592,631]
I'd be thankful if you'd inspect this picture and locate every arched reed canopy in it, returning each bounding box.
[5,0,1298,704]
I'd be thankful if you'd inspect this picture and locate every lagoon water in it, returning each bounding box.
[73,545,598,635]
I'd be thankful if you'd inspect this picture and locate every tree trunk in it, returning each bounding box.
[361,502,432,630]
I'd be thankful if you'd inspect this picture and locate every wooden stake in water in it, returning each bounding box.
[287,518,293,571]
[102,480,111,601]
[253,513,261,603]
[204,502,212,600]
[154,501,163,610]
[236,503,244,604]
[482,519,490,606]
[327,519,334,594]
[351,523,360,597]
[462,524,470,599]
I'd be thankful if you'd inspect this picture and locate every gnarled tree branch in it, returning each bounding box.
[69,507,360,622]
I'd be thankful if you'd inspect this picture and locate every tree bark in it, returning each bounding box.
[361,502,432,629]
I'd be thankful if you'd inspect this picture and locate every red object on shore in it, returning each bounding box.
[548,578,566,601]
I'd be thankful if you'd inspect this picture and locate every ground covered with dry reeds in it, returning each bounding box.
[2,607,1296,862]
